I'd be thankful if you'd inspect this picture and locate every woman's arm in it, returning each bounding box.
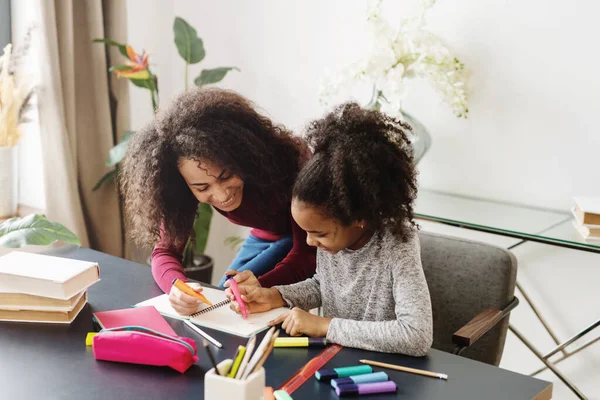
[258,216,317,287]
[326,237,433,356]
[151,233,188,293]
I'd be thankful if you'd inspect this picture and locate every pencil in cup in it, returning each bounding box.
[204,359,266,400]
[241,327,276,379]
[359,359,448,380]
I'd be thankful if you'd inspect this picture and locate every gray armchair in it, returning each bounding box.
[419,231,519,366]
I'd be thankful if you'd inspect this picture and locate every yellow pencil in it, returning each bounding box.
[359,359,448,380]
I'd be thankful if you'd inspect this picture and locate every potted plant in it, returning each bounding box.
[319,0,470,163]
[95,17,239,283]
[0,214,80,248]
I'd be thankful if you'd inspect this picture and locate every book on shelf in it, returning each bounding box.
[0,291,88,323]
[0,251,100,300]
[572,197,600,226]
[0,289,86,311]
[572,221,600,240]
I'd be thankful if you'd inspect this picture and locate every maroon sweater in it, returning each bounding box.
[151,188,316,292]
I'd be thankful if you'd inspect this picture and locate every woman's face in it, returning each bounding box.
[291,199,368,254]
[178,158,244,212]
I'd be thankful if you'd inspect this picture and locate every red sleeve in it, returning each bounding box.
[258,215,316,287]
[151,231,189,293]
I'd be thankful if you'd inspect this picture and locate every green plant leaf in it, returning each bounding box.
[94,38,128,58]
[194,203,213,255]
[194,67,239,86]
[109,65,133,72]
[130,78,151,89]
[93,168,118,191]
[106,131,134,167]
[173,17,205,64]
[0,214,80,248]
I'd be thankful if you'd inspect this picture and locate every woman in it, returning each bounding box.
[120,87,316,315]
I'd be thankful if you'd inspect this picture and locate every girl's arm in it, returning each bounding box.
[151,232,188,293]
[274,268,322,311]
[258,215,317,287]
[326,238,433,356]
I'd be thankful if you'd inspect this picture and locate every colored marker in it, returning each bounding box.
[274,337,327,348]
[171,278,212,306]
[85,332,97,346]
[331,371,389,388]
[235,335,256,379]
[335,381,398,396]
[273,390,294,400]
[315,365,372,382]
[227,345,247,378]
[228,277,248,319]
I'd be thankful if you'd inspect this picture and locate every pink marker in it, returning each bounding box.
[228,278,248,319]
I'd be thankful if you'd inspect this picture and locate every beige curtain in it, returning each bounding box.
[35,0,128,256]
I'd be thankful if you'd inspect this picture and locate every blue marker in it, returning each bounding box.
[330,371,389,388]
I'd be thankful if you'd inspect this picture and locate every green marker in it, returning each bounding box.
[315,365,373,382]
[274,390,294,400]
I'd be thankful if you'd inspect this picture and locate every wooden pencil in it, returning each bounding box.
[359,359,448,380]
[250,329,279,375]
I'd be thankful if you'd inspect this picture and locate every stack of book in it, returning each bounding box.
[572,197,600,241]
[0,251,99,323]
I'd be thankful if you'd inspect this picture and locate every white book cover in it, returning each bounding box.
[573,197,600,215]
[572,221,600,241]
[570,207,600,229]
[135,287,288,338]
[0,251,99,299]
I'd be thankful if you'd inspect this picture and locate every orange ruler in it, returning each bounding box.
[277,344,343,394]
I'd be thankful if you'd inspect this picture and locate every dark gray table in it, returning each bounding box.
[0,246,552,399]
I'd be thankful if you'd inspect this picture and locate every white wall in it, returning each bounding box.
[126,0,600,211]
[124,0,600,279]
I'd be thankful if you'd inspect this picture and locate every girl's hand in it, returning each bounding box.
[223,270,261,289]
[228,286,286,315]
[169,282,203,315]
[269,307,332,337]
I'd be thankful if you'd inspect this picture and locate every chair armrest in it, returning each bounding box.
[452,297,519,347]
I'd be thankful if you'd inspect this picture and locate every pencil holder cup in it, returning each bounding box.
[205,359,265,400]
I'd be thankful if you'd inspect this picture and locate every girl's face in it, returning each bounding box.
[291,199,371,254]
[178,158,244,212]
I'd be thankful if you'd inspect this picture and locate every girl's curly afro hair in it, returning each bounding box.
[292,102,418,241]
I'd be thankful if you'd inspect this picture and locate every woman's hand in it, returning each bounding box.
[169,282,203,315]
[228,286,286,315]
[269,307,332,337]
[223,270,261,289]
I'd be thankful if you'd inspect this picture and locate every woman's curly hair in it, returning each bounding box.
[292,102,418,241]
[120,87,305,248]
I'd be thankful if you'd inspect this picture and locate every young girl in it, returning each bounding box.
[120,87,316,315]
[228,103,433,355]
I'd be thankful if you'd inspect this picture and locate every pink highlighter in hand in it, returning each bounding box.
[228,277,248,319]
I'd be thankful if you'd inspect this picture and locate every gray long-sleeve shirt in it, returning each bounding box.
[275,228,433,356]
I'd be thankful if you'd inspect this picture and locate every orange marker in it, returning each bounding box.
[172,278,213,306]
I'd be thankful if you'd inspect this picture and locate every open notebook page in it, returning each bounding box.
[135,287,288,338]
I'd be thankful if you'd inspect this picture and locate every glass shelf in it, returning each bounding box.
[415,190,600,253]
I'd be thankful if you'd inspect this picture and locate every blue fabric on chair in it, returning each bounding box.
[217,234,294,288]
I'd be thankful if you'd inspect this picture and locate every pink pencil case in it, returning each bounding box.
[92,325,199,373]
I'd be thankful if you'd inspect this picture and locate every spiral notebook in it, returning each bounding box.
[134,287,288,338]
